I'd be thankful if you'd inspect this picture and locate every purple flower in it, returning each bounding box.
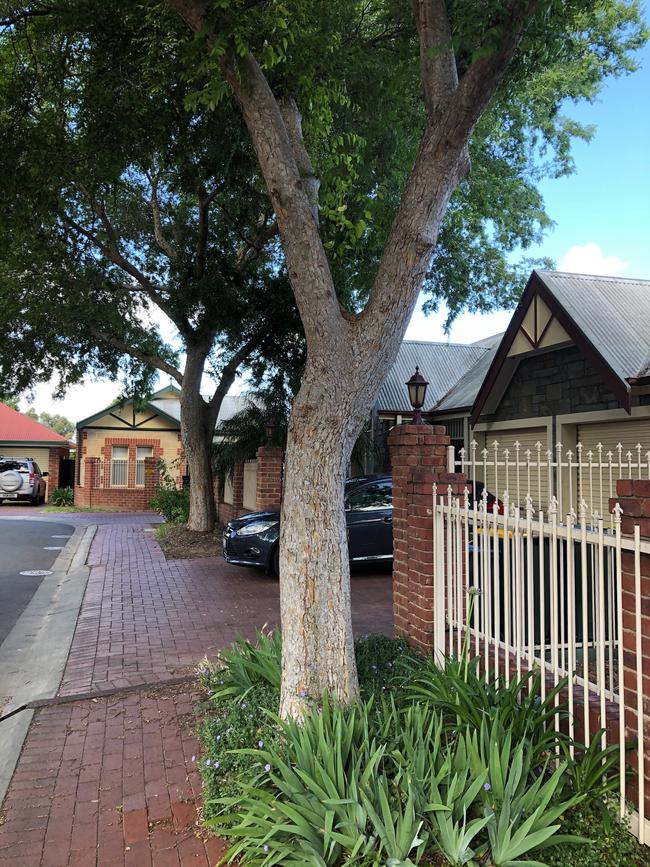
[258,740,264,748]
[206,758,211,766]
[264,763,271,772]
[214,761,220,769]
[216,734,221,741]
[191,755,196,762]
[484,782,491,791]
[263,843,269,852]
[242,702,248,709]
[298,689,307,698]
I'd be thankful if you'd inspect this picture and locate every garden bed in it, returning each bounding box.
[191,632,648,867]
[156,523,222,560]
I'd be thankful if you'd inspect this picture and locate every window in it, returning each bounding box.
[346,481,393,512]
[135,446,153,486]
[111,446,129,486]
[0,460,28,473]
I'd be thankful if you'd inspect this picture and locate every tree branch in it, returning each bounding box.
[62,210,192,337]
[168,0,344,351]
[412,0,458,120]
[91,329,183,385]
[148,174,177,260]
[208,332,263,414]
[279,97,320,225]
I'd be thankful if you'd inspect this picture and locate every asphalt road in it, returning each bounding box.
[0,519,74,646]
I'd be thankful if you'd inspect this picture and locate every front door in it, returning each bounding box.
[345,479,393,560]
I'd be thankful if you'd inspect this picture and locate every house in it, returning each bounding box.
[0,402,72,500]
[75,385,249,509]
[427,270,650,516]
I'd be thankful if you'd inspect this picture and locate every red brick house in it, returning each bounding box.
[0,402,72,500]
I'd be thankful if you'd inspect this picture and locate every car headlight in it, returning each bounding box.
[236,520,278,537]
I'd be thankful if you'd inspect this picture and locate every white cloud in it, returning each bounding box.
[405,298,512,345]
[558,242,629,277]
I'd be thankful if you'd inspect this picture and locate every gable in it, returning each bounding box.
[507,295,571,356]
[471,271,632,423]
[79,401,180,431]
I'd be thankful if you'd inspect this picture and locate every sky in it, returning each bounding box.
[19,21,650,423]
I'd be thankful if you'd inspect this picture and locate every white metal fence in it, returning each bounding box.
[110,459,129,486]
[432,483,647,844]
[449,439,650,522]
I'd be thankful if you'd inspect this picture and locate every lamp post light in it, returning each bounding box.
[264,420,277,443]
[406,366,429,425]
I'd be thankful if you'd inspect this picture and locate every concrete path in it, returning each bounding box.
[0,513,393,866]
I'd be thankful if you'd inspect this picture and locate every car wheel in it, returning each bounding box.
[29,494,39,506]
[272,546,280,577]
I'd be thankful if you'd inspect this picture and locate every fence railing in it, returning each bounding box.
[433,483,647,844]
[110,459,129,487]
[449,439,650,521]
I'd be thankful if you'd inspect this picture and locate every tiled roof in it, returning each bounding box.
[0,403,70,444]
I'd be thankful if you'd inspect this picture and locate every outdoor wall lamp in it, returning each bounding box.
[264,420,277,442]
[406,366,429,424]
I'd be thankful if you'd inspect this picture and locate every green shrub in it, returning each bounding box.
[194,635,644,867]
[50,486,74,506]
[149,459,189,524]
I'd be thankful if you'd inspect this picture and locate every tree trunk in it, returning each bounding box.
[180,345,218,533]
[278,360,374,718]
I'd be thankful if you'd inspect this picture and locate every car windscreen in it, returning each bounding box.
[0,460,28,473]
[346,480,393,511]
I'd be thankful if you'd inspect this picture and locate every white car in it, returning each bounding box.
[0,457,48,505]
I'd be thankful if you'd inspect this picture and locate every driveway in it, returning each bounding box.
[0,518,74,645]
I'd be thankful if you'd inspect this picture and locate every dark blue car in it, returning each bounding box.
[223,474,393,576]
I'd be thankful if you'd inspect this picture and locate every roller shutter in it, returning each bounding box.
[577,418,650,518]
[474,428,550,511]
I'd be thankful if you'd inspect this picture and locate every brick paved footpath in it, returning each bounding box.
[0,513,393,866]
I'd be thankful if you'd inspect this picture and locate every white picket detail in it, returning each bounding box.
[432,483,647,845]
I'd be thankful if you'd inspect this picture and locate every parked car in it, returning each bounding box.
[223,474,393,576]
[0,457,48,506]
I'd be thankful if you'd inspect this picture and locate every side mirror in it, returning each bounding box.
[42,472,49,477]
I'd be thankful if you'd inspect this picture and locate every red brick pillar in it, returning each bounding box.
[388,424,466,654]
[232,462,245,516]
[143,457,160,508]
[610,478,650,823]
[255,446,284,511]
[47,448,62,497]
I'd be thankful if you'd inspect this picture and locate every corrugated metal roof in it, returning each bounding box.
[436,342,500,412]
[376,340,490,413]
[536,271,650,382]
[0,402,71,444]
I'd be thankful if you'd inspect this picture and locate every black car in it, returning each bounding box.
[223,474,393,575]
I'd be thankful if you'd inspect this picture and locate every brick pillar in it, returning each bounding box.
[610,478,650,822]
[85,457,100,488]
[143,456,160,506]
[255,446,284,511]
[47,448,61,495]
[232,462,245,516]
[388,424,466,654]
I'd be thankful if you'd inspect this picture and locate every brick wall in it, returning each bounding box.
[255,446,284,512]
[490,345,619,421]
[388,423,466,653]
[75,456,159,511]
[610,478,650,819]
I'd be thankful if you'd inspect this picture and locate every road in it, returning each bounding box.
[0,519,74,646]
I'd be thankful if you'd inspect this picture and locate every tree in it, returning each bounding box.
[24,410,75,440]
[167,0,646,716]
[0,3,300,531]
[0,392,19,411]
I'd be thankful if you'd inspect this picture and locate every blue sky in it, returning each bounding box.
[22,18,650,418]
[407,20,650,342]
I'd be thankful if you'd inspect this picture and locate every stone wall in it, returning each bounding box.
[490,345,619,422]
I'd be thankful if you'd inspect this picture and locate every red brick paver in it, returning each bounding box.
[0,516,392,866]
